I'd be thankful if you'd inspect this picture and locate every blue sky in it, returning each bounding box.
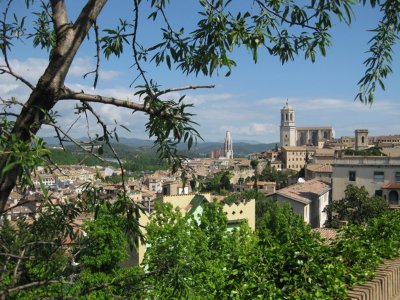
[1,1,399,144]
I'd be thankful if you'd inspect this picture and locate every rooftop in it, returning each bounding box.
[306,163,333,173]
[275,179,331,204]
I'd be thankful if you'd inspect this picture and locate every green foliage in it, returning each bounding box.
[31,3,56,51]
[259,165,297,188]
[48,148,106,166]
[255,202,348,298]
[123,151,169,173]
[201,170,233,194]
[344,146,386,156]
[250,159,259,169]
[143,94,201,173]
[143,201,255,298]
[325,185,389,228]
[142,0,354,77]
[4,193,400,298]
[0,203,79,298]
[355,0,400,103]
[0,199,143,298]
[0,127,50,188]
[79,211,128,271]
[331,210,400,285]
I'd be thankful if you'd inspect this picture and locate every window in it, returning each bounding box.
[375,190,383,197]
[373,171,384,182]
[349,171,356,181]
[395,172,400,182]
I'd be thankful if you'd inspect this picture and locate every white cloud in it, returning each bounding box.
[0,83,20,94]
[222,123,278,137]
[3,58,47,83]
[69,57,122,81]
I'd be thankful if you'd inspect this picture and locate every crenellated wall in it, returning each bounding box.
[222,199,255,230]
[348,257,400,300]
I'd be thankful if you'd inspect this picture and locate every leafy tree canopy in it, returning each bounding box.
[259,165,297,188]
[325,184,389,228]
[344,146,386,156]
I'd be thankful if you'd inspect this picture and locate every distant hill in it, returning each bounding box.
[184,141,276,157]
[43,136,277,158]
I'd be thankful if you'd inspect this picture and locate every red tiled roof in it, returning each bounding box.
[276,179,331,204]
[306,163,332,173]
[313,228,337,244]
[382,183,400,189]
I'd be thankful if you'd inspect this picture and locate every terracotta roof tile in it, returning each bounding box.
[382,183,400,189]
[306,163,333,173]
[312,228,337,244]
[276,179,331,204]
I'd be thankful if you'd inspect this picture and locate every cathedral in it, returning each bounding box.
[280,101,335,147]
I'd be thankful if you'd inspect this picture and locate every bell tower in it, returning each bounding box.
[280,101,296,147]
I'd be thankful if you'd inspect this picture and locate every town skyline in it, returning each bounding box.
[1,1,399,144]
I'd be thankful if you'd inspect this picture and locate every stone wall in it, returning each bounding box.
[348,257,400,300]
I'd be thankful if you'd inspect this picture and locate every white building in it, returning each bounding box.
[273,179,331,228]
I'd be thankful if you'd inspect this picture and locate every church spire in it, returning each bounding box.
[224,131,233,159]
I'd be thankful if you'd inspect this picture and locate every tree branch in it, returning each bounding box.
[13,248,25,283]
[0,280,73,296]
[0,252,30,260]
[50,0,68,32]
[45,122,105,162]
[154,84,215,97]
[60,85,214,117]
[0,68,35,90]
[83,20,101,88]
[0,0,35,90]
[132,0,152,98]
[254,0,319,31]
[80,101,127,193]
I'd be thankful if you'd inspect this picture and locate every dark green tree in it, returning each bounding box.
[325,185,389,228]
[202,170,232,194]
[250,159,259,191]
[260,165,297,189]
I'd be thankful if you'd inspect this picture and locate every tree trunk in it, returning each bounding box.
[0,0,108,215]
[0,82,60,213]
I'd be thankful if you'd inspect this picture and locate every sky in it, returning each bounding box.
[1,1,399,144]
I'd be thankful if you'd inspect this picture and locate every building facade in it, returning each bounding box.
[273,179,331,228]
[296,127,335,146]
[281,146,315,171]
[332,156,400,203]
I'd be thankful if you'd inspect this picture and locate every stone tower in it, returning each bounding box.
[224,131,233,159]
[280,101,296,147]
[355,129,369,150]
